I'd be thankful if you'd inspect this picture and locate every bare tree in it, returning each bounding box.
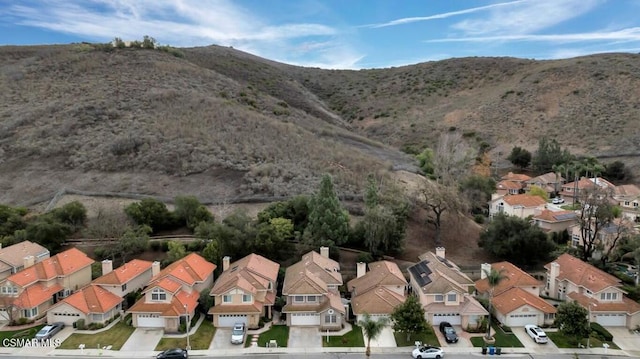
[0,295,20,325]
[599,217,632,267]
[420,180,466,246]
[576,185,617,261]
[83,208,131,239]
[432,132,475,186]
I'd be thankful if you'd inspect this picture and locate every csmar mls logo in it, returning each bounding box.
[2,338,62,348]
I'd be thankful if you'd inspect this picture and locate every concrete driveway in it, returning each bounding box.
[512,327,559,354]
[366,326,396,347]
[433,325,472,348]
[211,328,237,349]
[120,328,163,351]
[607,327,640,351]
[288,327,321,348]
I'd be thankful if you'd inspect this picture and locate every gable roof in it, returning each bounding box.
[496,180,522,191]
[283,250,342,295]
[533,210,577,223]
[14,283,64,308]
[568,292,640,315]
[493,287,557,315]
[475,262,541,296]
[54,285,123,314]
[545,253,621,292]
[210,254,280,296]
[614,184,640,198]
[502,194,547,207]
[527,172,564,184]
[501,172,532,182]
[150,253,215,288]
[563,177,597,190]
[347,260,406,295]
[409,252,473,294]
[0,241,49,270]
[351,287,405,315]
[5,248,94,287]
[128,288,199,317]
[92,259,153,286]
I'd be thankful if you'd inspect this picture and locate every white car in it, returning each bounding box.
[525,324,548,344]
[230,323,246,344]
[412,345,444,359]
[552,197,565,204]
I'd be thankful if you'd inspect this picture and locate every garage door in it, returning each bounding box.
[137,313,165,327]
[290,313,320,326]
[596,314,626,326]
[218,314,248,327]
[507,313,538,327]
[432,313,461,325]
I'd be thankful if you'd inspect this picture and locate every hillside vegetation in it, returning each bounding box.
[1,44,639,205]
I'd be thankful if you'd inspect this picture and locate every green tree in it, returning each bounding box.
[257,196,310,235]
[358,313,389,357]
[603,161,629,182]
[305,174,350,247]
[390,294,428,341]
[507,146,532,169]
[165,241,187,264]
[201,239,221,266]
[141,35,157,49]
[269,217,294,241]
[576,185,618,260]
[113,37,126,48]
[416,147,435,178]
[364,175,379,209]
[483,267,508,340]
[117,225,151,262]
[174,196,213,230]
[555,301,589,342]
[125,198,175,232]
[532,137,573,174]
[0,205,27,237]
[362,206,397,256]
[528,185,549,201]
[25,216,73,251]
[459,175,496,215]
[51,201,87,229]
[198,290,214,312]
[479,214,557,265]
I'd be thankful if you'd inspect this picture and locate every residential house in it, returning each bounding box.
[526,172,565,195]
[495,180,522,196]
[532,209,577,233]
[489,194,547,219]
[475,262,556,327]
[559,177,615,203]
[545,253,640,328]
[92,259,154,298]
[209,254,280,328]
[501,172,532,189]
[568,219,635,259]
[281,247,345,330]
[0,241,50,280]
[46,285,123,327]
[128,253,215,332]
[0,248,93,322]
[408,248,487,329]
[614,184,640,223]
[347,260,407,322]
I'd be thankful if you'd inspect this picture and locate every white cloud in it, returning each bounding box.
[427,27,640,44]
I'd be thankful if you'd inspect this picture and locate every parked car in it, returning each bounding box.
[438,322,459,343]
[412,345,444,359]
[614,262,638,277]
[552,197,565,204]
[35,322,64,341]
[156,348,188,359]
[231,322,246,344]
[525,324,548,344]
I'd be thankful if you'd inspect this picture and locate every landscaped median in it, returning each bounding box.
[322,324,364,347]
[58,321,134,350]
[245,325,289,348]
[155,320,216,350]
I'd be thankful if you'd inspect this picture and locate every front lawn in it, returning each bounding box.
[249,325,289,348]
[323,324,364,347]
[470,325,523,348]
[58,321,135,350]
[546,332,619,349]
[0,324,45,341]
[394,329,440,347]
[156,320,216,351]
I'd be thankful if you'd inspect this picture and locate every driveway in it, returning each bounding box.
[512,326,559,354]
[120,328,163,352]
[607,327,640,352]
[288,327,321,348]
[211,328,239,349]
[367,326,396,347]
[434,326,472,348]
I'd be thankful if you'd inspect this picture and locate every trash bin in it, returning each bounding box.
[496,347,502,355]
[482,347,487,355]
[489,346,495,355]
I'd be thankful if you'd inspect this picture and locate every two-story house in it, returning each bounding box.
[532,209,577,233]
[475,262,556,327]
[559,177,615,203]
[208,254,280,329]
[92,259,155,298]
[526,172,565,196]
[614,184,640,223]
[128,253,215,332]
[545,253,640,328]
[0,248,93,322]
[495,180,522,196]
[281,247,345,330]
[408,248,487,330]
[348,260,407,322]
[489,194,547,219]
[568,219,634,258]
[0,241,50,280]
[501,172,532,190]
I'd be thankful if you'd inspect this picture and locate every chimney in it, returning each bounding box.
[435,247,445,259]
[101,259,113,275]
[23,255,35,269]
[480,263,491,280]
[356,262,367,278]
[548,262,560,298]
[223,256,231,272]
[152,261,161,277]
[320,246,329,258]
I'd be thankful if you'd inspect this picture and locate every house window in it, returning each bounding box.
[223,295,232,303]
[1,286,17,295]
[268,281,273,290]
[151,288,166,301]
[121,283,127,292]
[92,313,103,321]
[294,295,304,303]
[585,289,593,297]
[434,294,444,302]
[307,296,317,302]
[325,314,337,323]
[634,202,639,208]
[22,308,37,318]
[624,201,630,206]
[600,292,618,301]
[242,294,252,303]
[447,293,457,302]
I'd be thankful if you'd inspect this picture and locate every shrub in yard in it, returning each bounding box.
[76,319,86,330]
[590,322,613,341]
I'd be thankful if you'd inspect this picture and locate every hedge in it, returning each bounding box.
[590,322,613,341]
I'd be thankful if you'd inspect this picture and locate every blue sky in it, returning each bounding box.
[1,0,640,69]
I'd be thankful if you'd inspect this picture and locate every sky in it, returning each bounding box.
[1,0,640,69]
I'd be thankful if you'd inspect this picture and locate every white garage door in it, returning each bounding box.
[432,313,461,325]
[290,313,320,326]
[218,314,248,327]
[596,313,626,326]
[47,311,82,326]
[137,313,165,327]
[507,313,538,327]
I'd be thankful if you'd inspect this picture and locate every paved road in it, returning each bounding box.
[31,354,635,359]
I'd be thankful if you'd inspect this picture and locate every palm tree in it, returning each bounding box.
[552,163,566,194]
[359,312,389,357]
[483,267,509,340]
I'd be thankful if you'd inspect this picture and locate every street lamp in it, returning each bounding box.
[184,304,191,351]
[587,302,597,348]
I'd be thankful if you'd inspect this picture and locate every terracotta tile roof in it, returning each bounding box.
[128,289,199,317]
[93,259,153,286]
[208,302,262,314]
[492,287,557,315]
[527,172,564,184]
[533,210,577,223]
[150,277,182,294]
[54,285,122,314]
[283,250,342,295]
[545,253,621,292]
[502,194,547,207]
[210,254,279,296]
[347,260,407,296]
[0,241,49,269]
[563,177,597,190]
[496,180,522,191]
[568,292,640,314]
[6,248,93,287]
[501,172,532,182]
[351,287,405,315]
[153,253,216,287]
[615,184,640,198]
[475,261,542,296]
[14,283,63,308]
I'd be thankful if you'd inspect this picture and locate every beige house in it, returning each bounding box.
[0,248,93,322]
[545,254,640,328]
[0,241,50,280]
[495,180,521,196]
[475,262,556,327]
[408,248,487,330]
[209,254,280,329]
[569,219,634,258]
[92,259,154,298]
[282,247,345,330]
[614,184,640,223]
[559,177,615,203]
[348,260,407,322]
[489,194,547,219]
[46,285,123,327]
[526,172,565,195]
[128,253,215,332]
[532,209,577,233]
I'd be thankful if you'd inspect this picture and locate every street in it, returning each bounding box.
[44,354,639,359]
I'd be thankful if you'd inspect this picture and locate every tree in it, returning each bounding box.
[603,161,629,182]
[358,313,389,357]
[117,225,151,262]
[25,216,73,251]
[507,146,532,169]
[0,295,20,325]
[528,185,549,201]
[113,37,126,48]
[478,213,557,266]
[257,196,310,235]
[416,147,435,178]
[165,241,187,264]
[483,267,508,340]
[576,185,618,260]
[599,217,632,267]
[142,35,157,49]
[51,201,87,229]
[83,208,131,239]
[174,196,213,230]
[555,301,589,342]
[459,175,496,215]
[305,174,350,247]
[420,180,466,246]
[390,294,428,341]
[432,132,475,186]
[125,198,175,232]
[532,137,573,174]
[0,205,27,237]
[201,239,221,267]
